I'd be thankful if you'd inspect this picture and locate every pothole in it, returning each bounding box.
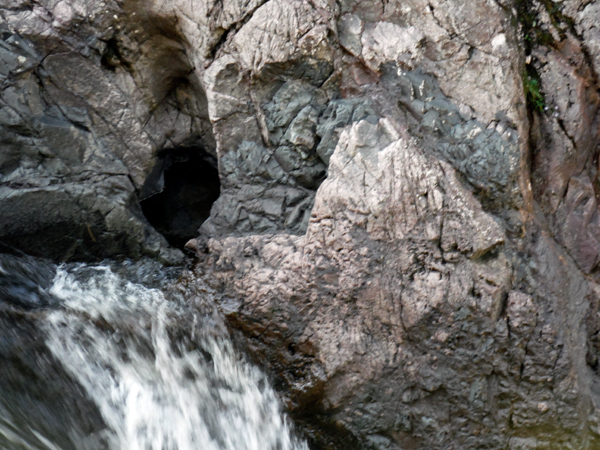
[140,147,220,248]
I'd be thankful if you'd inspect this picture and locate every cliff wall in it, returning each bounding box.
[3,0,600,448]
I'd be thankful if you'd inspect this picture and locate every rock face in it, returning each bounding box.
[5,0,600,448]
[0,0,215,261]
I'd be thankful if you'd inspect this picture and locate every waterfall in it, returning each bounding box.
[0,260,307,450]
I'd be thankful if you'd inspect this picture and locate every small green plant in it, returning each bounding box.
[523,73,546,113]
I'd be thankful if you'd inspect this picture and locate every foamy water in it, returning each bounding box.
[27,264,308,450]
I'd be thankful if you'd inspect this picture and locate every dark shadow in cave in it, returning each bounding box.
[140,146,220,248]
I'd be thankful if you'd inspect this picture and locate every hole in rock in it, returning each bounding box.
[100,38,129,72]
[140,147,220,248]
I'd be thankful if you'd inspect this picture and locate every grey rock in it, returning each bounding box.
[282,105,321,153]
[338,14,363,57]
[194,0,600,448]
[378,66,521,208]
[577,2,600,75]
[6,0,600,449]
[315,98,376,165]
[264,80,318,146]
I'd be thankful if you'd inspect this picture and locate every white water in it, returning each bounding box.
[40,265,307,450]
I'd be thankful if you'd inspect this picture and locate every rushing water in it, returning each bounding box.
[0,256,307,450]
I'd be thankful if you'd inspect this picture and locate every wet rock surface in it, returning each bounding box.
[0,252,109,450]
[4,0,600,449]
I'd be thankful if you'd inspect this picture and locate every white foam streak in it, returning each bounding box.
[43,266,306,450]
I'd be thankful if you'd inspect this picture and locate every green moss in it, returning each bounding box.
[523,71,546,113]
[515,0,574,48]
[514,0,558,50]
[513,0,566,115]
[539,0,575,33]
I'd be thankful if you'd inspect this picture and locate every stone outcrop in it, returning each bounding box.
[5,0,600,448]
[0,0,214,261]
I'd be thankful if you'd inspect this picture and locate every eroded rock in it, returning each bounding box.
[5,0,600,449]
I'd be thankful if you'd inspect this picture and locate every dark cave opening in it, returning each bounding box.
[140,147,220,248]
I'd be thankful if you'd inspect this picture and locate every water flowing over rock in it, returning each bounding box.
[44,264,308,450]
[0,254,308,450]
[4,0,600,449]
